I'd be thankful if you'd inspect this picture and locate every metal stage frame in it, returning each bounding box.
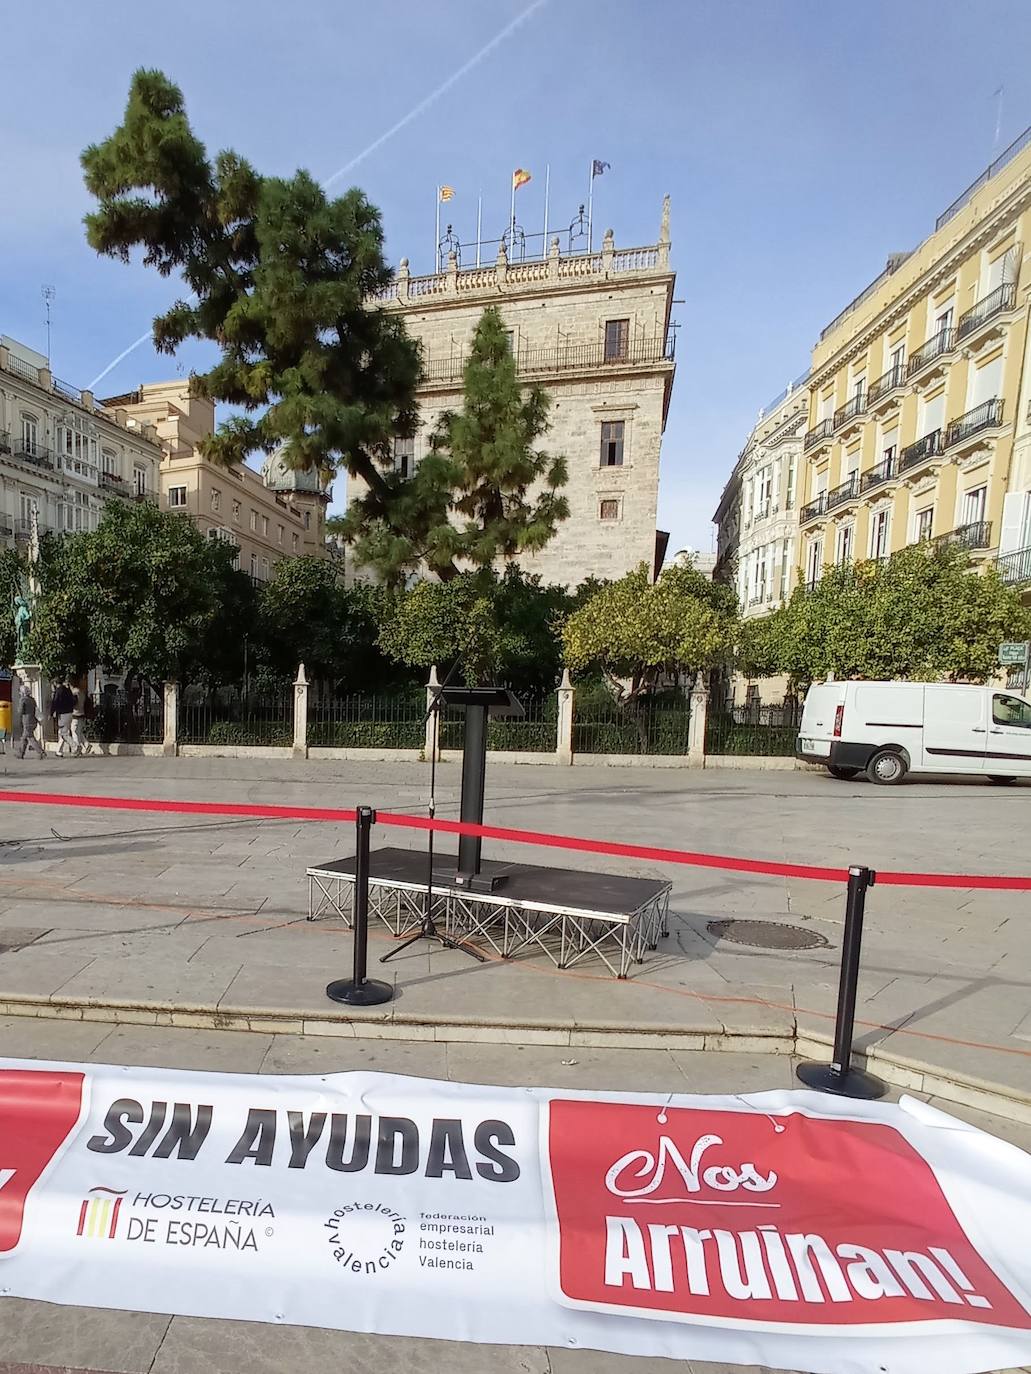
[306,848,671,979]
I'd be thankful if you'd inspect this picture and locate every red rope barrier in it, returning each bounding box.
[1,788,1030,890]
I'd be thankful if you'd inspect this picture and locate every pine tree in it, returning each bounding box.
[81,69,422,555]
[342,306,569,580]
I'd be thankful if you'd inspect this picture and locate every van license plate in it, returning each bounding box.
[802,738,830,756]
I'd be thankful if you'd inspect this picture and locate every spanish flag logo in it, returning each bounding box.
[76,1187,126,1240]
[439,185,455,202]
[512,168,532,191]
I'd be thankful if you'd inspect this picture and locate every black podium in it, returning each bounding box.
[437,686,523,891]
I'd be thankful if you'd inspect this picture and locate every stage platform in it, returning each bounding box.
[307,847,670,978]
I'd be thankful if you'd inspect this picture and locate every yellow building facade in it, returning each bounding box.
[797,131,1031,590]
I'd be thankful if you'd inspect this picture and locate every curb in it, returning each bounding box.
[3,991,1028,1127]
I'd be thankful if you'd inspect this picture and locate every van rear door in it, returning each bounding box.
[922,686,988,772]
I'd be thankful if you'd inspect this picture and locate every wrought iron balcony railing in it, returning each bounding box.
[899,428,942,472]
[944,398,1003,449]
[826,473,859,510]
[956,282,1017,341]
[938,520,993,552]
[997,545,1031,586]
[833,393,865,429]
[800,494,828,522]
[803,418,833,451]
[868,363,906,405]
[907,328,955,379]
[861,456,896,491]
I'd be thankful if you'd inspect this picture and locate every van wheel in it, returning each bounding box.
[987,775,1018,785]
[827,765,860,780]
[866,749,907,785]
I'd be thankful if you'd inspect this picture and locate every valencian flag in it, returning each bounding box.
[512,168,532,190]
[592,159,610,177]
[439,185,455,202]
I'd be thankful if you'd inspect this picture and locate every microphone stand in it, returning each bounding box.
[380,658,486,964]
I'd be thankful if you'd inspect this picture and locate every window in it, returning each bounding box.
[277,524,284,545]
[600,420,625,467]
[304,511,311,530]
[758,465,773,516]
[805,537,823,587]
[211,488,221,513]
[599,499,620,521]
[232,499,241,522]
[993,694,1031,728]
[881,426,898,467]
[392,436,415,480]
[963,485,987,527]
[968,353,1003,410]
[935,304,954,336]
[250,510,258,532]
[914,507,934,542]
[870,509,891,559]
[504,329,515,353]
[779,539,791,598]
[56,419,98,472]
[919,390,945,439]
[20,415,38,455]
[890,342,905,375]
[786,455,797,510]
[262,516,269,537]
[102,448,118,476]
[133,465,147,497]
[261,557,270,580]
[250,553,258,579]
[292,532,299,552]
[836,523,855,565]
[168,485,187,509]
[604,319,629,362]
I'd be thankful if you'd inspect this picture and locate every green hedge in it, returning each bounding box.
[308,721,423,749]
[205,720,293,748]
[706,720,797,757]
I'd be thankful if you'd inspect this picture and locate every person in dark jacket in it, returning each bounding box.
[50,681,76,757]
[17,685,45,759]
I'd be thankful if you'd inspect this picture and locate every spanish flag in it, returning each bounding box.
[512,168,532,191]
[439,185,455,202]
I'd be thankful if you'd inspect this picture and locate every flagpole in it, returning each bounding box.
[587,160,594,253]
[476,193,482,267]
[510,174,516,249]
[542,163,550,257]
[435,186,440,273]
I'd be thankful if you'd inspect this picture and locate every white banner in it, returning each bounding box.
[1,1057,1029,1373]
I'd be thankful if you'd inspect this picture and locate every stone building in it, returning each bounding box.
[713,372,809,613]
[103,382,329,580]
[347,200,677,587]
[0,335,162,544]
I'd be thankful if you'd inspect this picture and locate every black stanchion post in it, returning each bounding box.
[326,806,393,1007]
[796,864,886,1099]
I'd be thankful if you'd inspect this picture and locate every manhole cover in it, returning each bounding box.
[706,919,829,951]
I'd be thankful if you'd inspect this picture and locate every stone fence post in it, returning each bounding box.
[162,681,178,756]
[425,666,440,761]
[556,669,574,765]
[687,672,709,767]
[293,663,308,759]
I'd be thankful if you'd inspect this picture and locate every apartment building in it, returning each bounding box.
[798,129,1031,591]
[0,336,161,545]
[347,200,677,587]
[713,372,809,615]
[103,382,329,580]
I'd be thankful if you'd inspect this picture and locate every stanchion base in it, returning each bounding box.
[796,1060,887,1099]
[325,978,394,1007]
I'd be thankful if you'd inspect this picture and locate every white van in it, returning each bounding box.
[797,680,1031,784]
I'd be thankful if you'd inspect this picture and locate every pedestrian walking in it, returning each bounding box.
[51,680,76,757]
[16,686,45,759]
[71,683,93,756]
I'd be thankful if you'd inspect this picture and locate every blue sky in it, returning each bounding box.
[4,0,1031,559]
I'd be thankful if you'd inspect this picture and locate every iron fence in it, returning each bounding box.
[438,692,557,753]
[706,697,802,757]
[307,686,425,749]
[178,684,293,747]
[87,684,164,745]
[572,688,692,756]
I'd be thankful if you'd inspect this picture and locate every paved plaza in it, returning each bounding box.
[0,753,1028,1106]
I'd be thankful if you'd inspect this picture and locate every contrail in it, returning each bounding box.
[88,0,549,391]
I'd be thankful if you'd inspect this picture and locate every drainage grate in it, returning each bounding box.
[706,918,829,952]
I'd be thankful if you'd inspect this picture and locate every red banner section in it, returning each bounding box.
[0,1068,85,1253]
[547,1099,1031,1330]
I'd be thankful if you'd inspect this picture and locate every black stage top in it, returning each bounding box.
[308,847,670,919]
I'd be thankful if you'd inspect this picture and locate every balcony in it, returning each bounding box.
[0,431,10,456]
[0,521,12,537]
[99,470,128,494]
[944,398,1003,453]
[861,455,897,492]
[800,494,828,523]
[421,333,675,386]
[13,443,54,472]
[826,472,859,511]
[938,520,993,552]
[133,488,159,506]
[867,364,906,413]
[997,546,1031,586]
[957,282,1017,346]
[906,328,955,383]
[899,428,943,474]
[803,418,834,453]
[833,393,865,436]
